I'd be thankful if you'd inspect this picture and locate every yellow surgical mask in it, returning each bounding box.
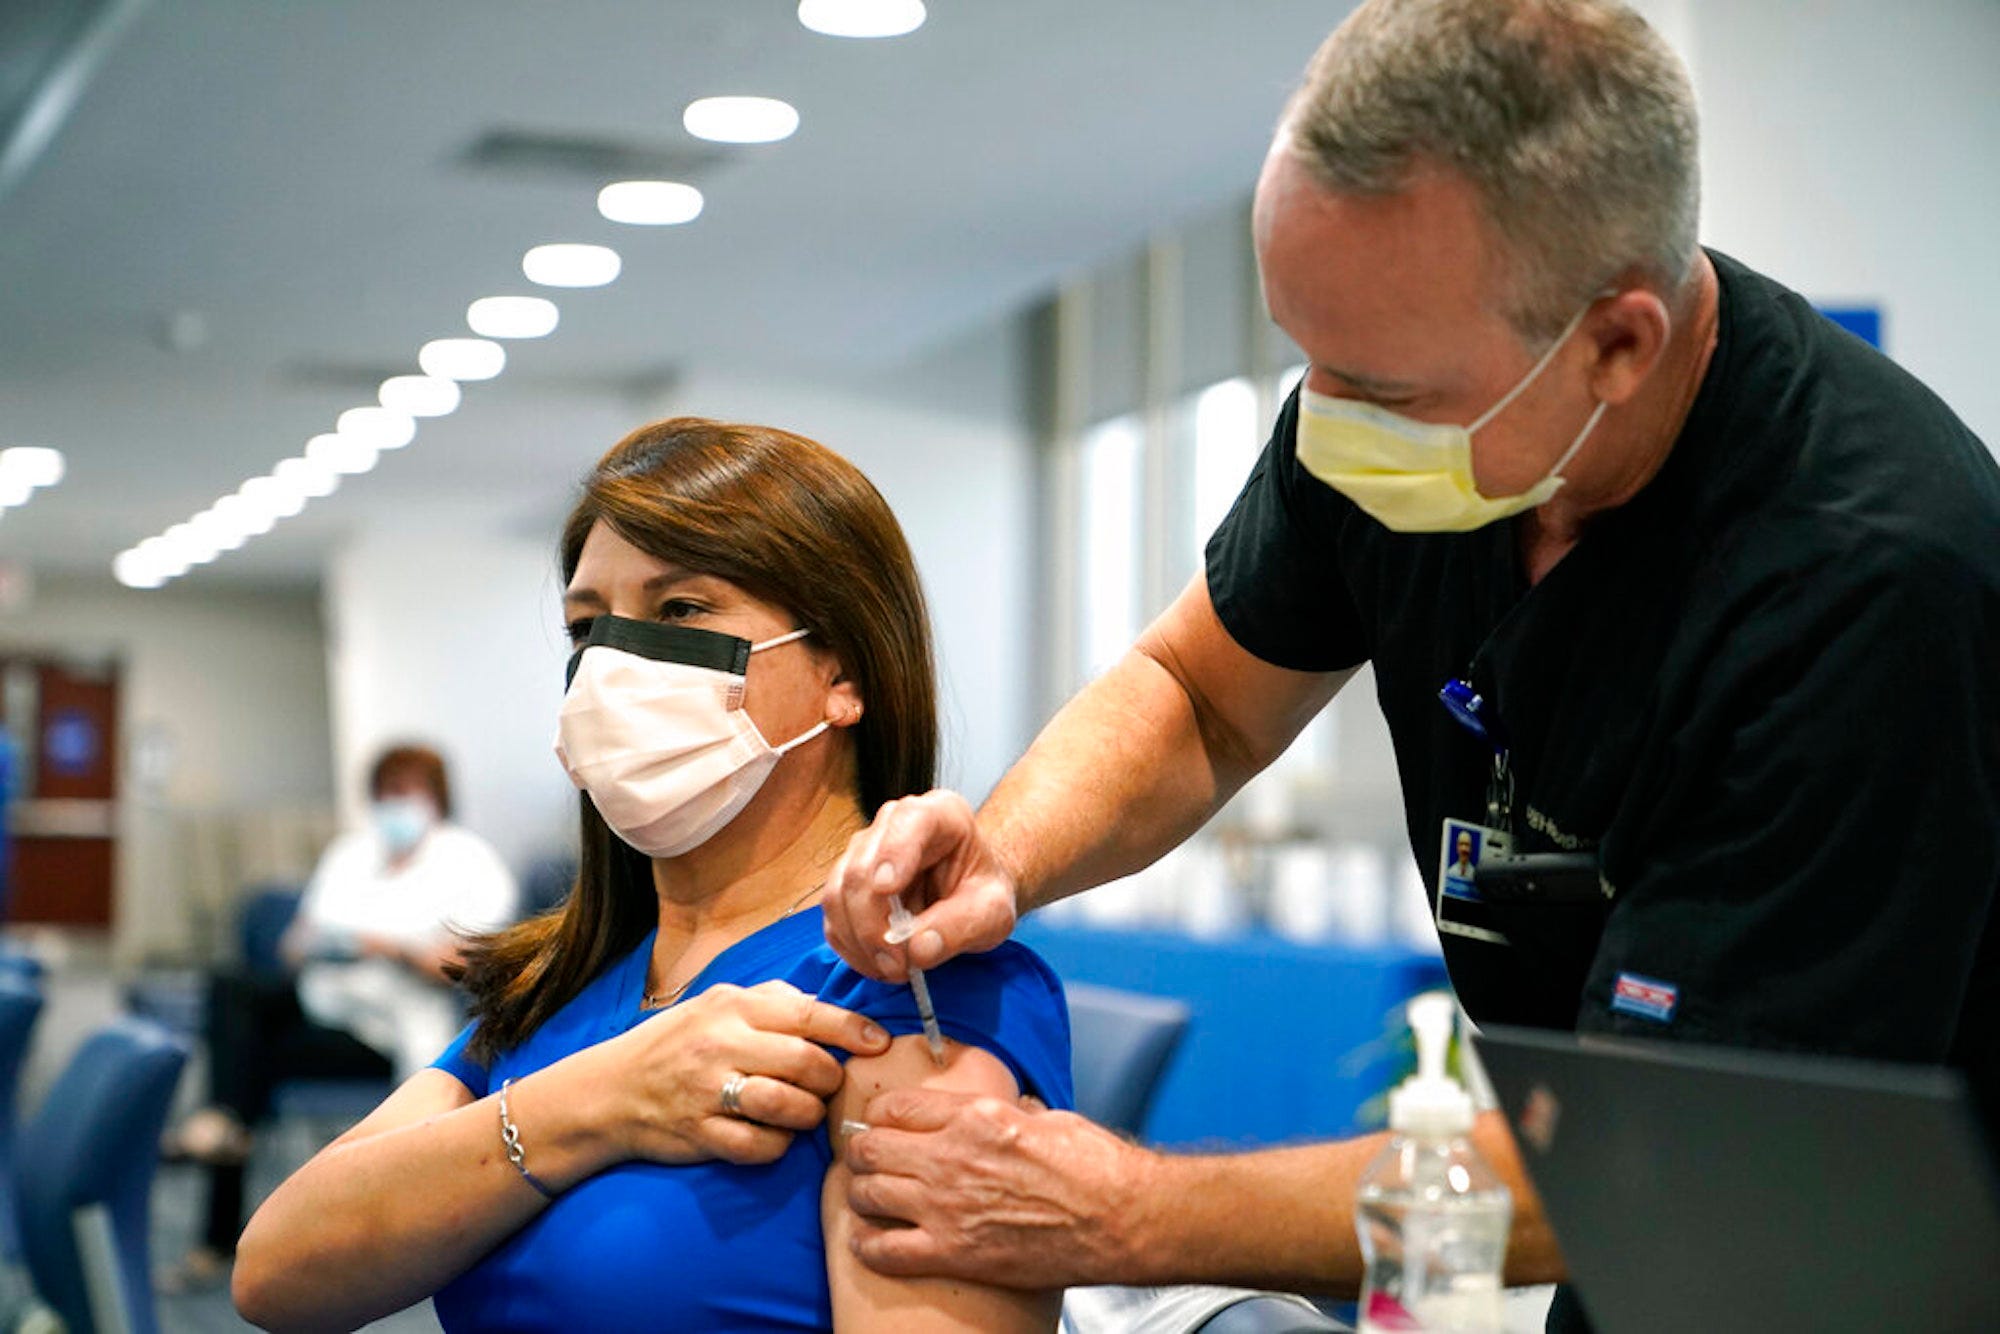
[1294,301,1608,533]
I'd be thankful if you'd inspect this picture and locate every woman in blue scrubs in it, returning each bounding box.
[235,418,1072,1332]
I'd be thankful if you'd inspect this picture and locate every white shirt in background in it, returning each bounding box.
[294,823,518,1080]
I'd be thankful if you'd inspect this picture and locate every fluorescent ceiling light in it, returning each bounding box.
[683,96,799,144]
[0,446,64,489]
[114,549,167,590]
[337,406,417,451]
[419,337,506,382]
[165,521,221,566]
[240,475,306,520]
[211,493,274,536]
[597,180,704,226]
[467,295,559,339]
[523,243,622,289]
[274,455,339,498]
[379,374,462,418]
[798,0,926,38]
[190,508,248,551]
[307,432,378,476]
[0,475,31,508]
[138,535,191,578]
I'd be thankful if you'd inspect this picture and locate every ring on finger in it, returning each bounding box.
[720,1072,749,1117]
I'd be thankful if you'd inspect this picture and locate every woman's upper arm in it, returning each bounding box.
[821,1035,1059,1333]
[329,1067,478,1150]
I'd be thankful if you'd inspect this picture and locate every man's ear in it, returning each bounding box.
[1585,287,1672,407]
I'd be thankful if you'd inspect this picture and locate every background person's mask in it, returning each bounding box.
[370,796,435,857]
[1294,301,1608,533]
[555,615,828,858]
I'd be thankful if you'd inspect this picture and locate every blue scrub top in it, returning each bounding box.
[428,907,1072,1332]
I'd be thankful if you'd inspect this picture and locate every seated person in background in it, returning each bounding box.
[234,418,1070,1333]
[168,743,517,1283]
[288,743,519,1080]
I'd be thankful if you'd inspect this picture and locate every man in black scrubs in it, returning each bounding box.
[823,1,2000,1329]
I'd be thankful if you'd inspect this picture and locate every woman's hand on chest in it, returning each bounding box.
[567,980,891,1168]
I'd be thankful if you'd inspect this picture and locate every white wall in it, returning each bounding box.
[658,361,1038,801]
[323,515,576,877]
[1683,0,2000,447]
[0,574,336,960]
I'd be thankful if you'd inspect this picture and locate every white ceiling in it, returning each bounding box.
[0,0,1352,586]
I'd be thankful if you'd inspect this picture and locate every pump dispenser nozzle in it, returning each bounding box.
[1388,991,1476,1137]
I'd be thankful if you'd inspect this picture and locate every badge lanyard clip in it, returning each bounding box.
[1439,678,1514,831]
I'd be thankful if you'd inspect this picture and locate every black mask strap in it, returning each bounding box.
[565,615,752,688]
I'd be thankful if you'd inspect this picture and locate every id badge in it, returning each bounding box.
[1437,817,1511,945]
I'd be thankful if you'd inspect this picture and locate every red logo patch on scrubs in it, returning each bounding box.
[1610,972,1678,1022]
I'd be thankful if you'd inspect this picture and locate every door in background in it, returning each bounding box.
[1,656,120,928]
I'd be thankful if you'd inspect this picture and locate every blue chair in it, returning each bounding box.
[0,952,44,984]
[16,1017,188,1334]
[1065,982,1192,1137]
[0,973,44,1262]
[235,885,395,1147]
[518,855,577,919]
[238,883,306,982]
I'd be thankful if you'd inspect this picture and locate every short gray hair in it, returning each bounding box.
[1284,0,1700,343]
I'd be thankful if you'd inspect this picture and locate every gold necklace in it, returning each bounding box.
[641,880,826,1010]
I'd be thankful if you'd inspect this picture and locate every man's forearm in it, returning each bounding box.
[978,647,1244,913]
[1124,1113,1566,1295]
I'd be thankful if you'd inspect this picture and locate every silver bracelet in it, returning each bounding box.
[498,1077,558,1200]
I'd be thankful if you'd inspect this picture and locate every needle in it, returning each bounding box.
[885,898,946,1067]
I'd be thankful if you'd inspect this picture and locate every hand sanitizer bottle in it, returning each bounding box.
[1354,992,1511,1332]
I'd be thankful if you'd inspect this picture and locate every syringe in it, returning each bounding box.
[886,898,947,1067]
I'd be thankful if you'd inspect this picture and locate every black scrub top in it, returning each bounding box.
[1207,252,2000,1329]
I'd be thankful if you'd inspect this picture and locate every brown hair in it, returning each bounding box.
[453,417,938,1061]
[370,743,452,819]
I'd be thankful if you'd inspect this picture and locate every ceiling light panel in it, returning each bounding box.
[0,446,66,510]
[307,432,379,476]
[522,243,621,288]
[379,374,462,418]
[164,521,219,566]
[113,550,167,590]
[238,475,305,520]
[189,509,247,551]
[798,0,926,38]
[467,295,559,339]
[0,446,65,490]
[683,96,799,145]
[419,338,506,381]
[336,406,417,450]
[211,493,274,537]
[274,455,340,498]
[597,180,704,226]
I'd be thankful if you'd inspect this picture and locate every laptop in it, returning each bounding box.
[1472,1024,2000,1333]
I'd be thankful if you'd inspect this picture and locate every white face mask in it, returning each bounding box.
[554,616,830,859]
[1294,299,1608,533]
[371,796,435,857]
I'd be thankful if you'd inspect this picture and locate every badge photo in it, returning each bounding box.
[1436,817,1512,945]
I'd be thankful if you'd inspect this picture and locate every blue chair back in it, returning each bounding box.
[1066,982,1192,1138]
[238,884,304,983]
[0,974,44,1261]
[0,952,44,984]
[16,1017,188,1334]
[518,855,577,919]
